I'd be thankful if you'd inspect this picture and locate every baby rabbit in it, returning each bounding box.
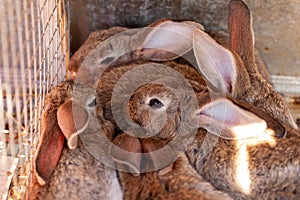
[109,82,233,200]
[192,0,297,129]
[30,80,122,200]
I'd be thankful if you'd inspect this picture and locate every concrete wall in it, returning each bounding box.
[69,0,300,76]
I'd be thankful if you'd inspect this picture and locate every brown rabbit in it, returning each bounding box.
[67,26,129,79]
[29,80,122,200]
[185,2,300,198]
[186,92,300,199]
[192,0,297,129]
[96,61,206,129]
[109,82,234,200]
[70,19,206,88]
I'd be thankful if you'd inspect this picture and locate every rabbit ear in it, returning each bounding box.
[141,20,197,61]
[57,99,89,149]
[34,99,89,185]
[110,134,142,175]
[193,29,237,93]
[35,107,66,185]
[195,98,267,139]
[228,0,257,73]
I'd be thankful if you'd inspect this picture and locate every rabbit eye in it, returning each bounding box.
[149,98,164,108]
[87,98,96,107]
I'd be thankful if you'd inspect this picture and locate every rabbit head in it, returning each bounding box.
[108,75,199,174]
[67,27,129,79]
[31,80,123,200]
[110,91,234,200]
[128,83,181,139]
[192,0,297,129]
[96,59,206,132]
[33,80,107,185]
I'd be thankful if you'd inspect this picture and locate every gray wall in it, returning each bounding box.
[69,0,300,76]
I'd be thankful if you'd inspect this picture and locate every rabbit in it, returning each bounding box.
[186,91,300,199]
[108,82,234,200]
[70,19,205,87]
[96,60,207,129]
[29,80,123,200]
[67,26,129,79]
[184,2,300,198]
[192,0,297,129]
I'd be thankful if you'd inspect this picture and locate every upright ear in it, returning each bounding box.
[34,99,89,185]
[228,0,257,74]
[141,20,203,61]
[195,98,267,139]
[193,29,237,93]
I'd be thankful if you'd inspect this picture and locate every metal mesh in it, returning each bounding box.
[0,0,69,199]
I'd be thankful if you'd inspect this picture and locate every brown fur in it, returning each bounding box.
[111,85,233,199]
[119,152,233,200]
[67,27,129,79]
[226,0,297,129]
[187,125,300,199]
[29,80,123,200]
[96,60,205,128]
[192,0,296,130]
[31,140,122,200]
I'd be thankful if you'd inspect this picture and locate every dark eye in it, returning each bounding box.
[149,98,164,108]
[87,98,96,107]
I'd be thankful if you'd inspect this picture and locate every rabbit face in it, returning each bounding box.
[128,83,180,139]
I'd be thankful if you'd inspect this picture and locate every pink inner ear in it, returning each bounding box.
[193,29,236,93]
[57,100,89,149]
[141,21,195,60]
[197,98,267,139]
[35,111,65,185]
[228,0,256,73]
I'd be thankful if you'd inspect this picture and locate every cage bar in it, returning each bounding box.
[0,0,69,199]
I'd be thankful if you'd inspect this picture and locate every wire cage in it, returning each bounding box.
[0,0,69,199]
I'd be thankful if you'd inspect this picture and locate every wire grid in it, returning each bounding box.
[0,0,69,199]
